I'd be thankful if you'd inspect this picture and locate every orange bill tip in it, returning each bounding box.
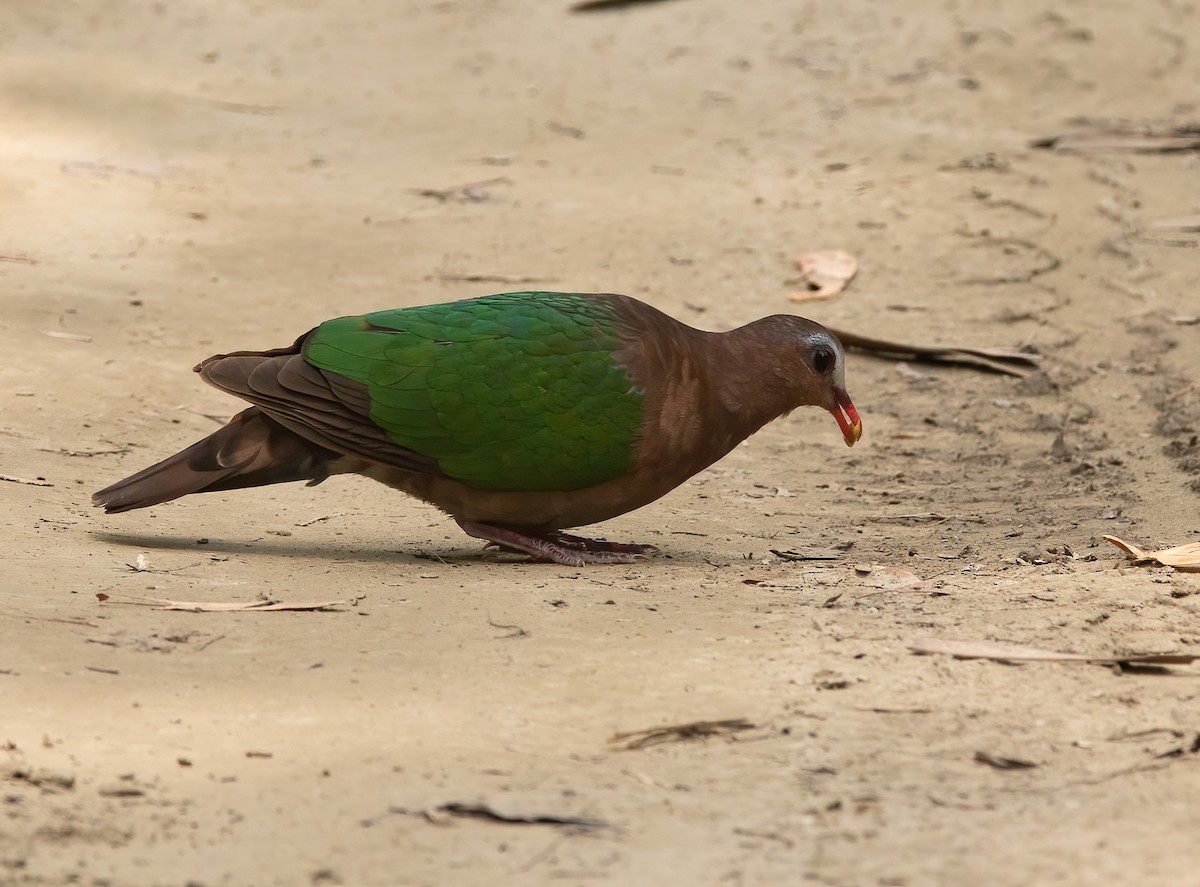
[832,389,862,447]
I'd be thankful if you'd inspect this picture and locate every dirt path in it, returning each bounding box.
[3,2,1199,884]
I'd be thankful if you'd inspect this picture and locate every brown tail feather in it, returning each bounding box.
[93,408,338,514]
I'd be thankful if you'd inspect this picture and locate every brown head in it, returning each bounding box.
[730,315,862,447]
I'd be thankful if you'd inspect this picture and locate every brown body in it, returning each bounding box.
[95,294,860,565]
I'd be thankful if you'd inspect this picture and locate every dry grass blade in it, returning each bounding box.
[1104,535,1200,572]
[1139,216,1200,247]
[571,0,683,10]
[826,328,1041,377]
[96,593,345,612]
[433,802,608,830]
[1032,123,1200,154]
[435,272,557,284]
[974,751,1038,770]
[42,330,93,343]
[609,718,755,750]
[1150,215,1200,232]
[411,176,510,203]
[912,637,1199,666]
[770,548,842,561]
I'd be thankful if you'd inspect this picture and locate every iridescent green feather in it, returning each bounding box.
[302,293,645,491]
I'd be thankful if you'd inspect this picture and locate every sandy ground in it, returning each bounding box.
[3,1,1200,884]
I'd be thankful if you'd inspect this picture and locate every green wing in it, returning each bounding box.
[302,292,644,492]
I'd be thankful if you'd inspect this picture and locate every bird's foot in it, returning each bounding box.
[456,520,659,566]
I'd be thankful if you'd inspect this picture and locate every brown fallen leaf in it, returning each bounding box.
[1104,535,1200,572]
[609,717,755,750]
[911,637,1199,666]
[790,249,858,302]
[96,593,345,612]
[825,328,1041,377]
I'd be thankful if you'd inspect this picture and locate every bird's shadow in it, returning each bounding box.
[90,531,466,565]
[90,531,695,567]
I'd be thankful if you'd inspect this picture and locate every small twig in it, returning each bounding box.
[194,97,281,115]
[572,0,684,10]
[411,176,510,203]
[1164,381,1200,403]
[0,474,53,487]
[771,548,842,561]
[38,446,131,458]
[975,750,1038,770]
[26,615,98,629]
[487,617,529,639]
[610,718,755,750]
[125,559,202,575]
[732,827,796,849]
[295,512,349,527]
[854,706,933,714]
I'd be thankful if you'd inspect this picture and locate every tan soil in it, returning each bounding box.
[3,2,1200,885]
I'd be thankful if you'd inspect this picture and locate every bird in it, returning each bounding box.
[93,291,862,565]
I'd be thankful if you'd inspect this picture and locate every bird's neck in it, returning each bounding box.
[628,319,798,481]
[695,322,800,437]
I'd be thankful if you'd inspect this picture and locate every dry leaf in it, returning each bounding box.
[1104,535,1200,572]
[96,593,345,612]
[826,328,1041,377]
[912,637,1199,666]
[790,250,858,302]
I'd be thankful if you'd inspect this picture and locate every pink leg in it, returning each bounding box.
[456,520,659,566]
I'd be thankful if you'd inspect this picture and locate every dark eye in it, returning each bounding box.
[812,348,834,374]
